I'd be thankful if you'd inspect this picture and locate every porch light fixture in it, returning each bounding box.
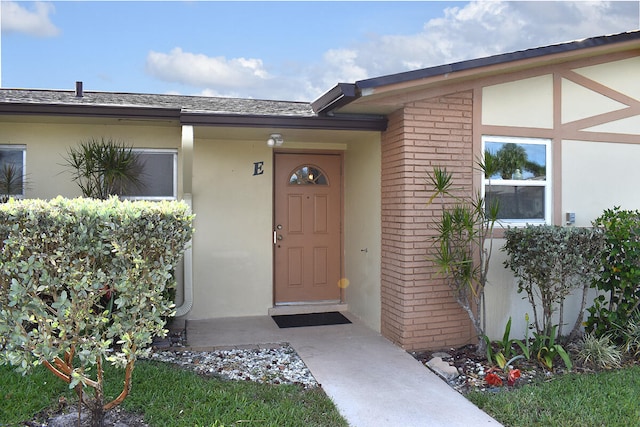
[267,133,283,147]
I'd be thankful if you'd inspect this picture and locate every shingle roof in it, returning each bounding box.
[0,88,316,117]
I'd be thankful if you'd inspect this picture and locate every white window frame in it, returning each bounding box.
[482,136,552,226]
[0,144,27,198]
[121,148,178,201]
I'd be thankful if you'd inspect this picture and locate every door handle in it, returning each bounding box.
[274,225,284,245]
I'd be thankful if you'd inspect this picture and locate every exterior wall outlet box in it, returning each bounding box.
[566,212,576,225]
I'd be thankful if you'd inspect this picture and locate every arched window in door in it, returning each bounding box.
[289,165,328,185]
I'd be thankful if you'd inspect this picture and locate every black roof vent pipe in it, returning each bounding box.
[75,81,83,97]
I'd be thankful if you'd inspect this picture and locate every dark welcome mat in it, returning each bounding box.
[272,311,351,328]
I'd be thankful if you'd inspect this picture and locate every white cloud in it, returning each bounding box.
[1,1,59,37]
[319,0,639,83]
[145,47,271,90]
[144,1,638,101]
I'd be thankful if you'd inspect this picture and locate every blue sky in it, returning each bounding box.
[1,1,639,101]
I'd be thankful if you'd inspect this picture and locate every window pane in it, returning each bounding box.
[0,148,25,195]
[485,141,546,180]
[289,166,328,185]
[122,151,175,198]
[486,185,545,220]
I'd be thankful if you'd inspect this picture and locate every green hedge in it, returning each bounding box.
[587,207,640,340]
[0,196,194,372]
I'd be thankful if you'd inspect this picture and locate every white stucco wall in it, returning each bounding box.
[484,239,599,340]
[482,75,554,129]
[562,140,640,227]
[344,137,382,332]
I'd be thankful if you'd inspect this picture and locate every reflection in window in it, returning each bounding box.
[484,141,546,181]
[121,149,177,200]
[483,137,550,224]
[290,166,328,185]
[0,145,26,197]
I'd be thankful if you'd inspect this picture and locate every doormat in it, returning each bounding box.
[272,312,351,328]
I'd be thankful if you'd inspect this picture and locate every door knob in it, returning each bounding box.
[277,234,283,241]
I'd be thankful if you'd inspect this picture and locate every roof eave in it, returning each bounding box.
[311,83,360,115]
[313,30,640,115]
[0,102,387,131]
[181,111,387,131]
[0,103,180,120]
[356,30,640,91]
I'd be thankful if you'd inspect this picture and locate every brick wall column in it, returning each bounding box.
[380,91,475,351]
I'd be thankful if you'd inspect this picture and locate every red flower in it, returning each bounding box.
[507,369,521,386]
[485,372,503,386]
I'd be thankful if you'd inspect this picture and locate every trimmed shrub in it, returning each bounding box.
[503,225,604,339]
[0,196,194,425]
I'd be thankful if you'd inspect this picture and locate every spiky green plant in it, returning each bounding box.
[577,333,622,370]
[427,159,498,356]
[64,137,143,199]
[0,163,26,202]
[621,310,640,358]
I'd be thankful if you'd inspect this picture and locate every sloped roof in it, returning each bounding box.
[0,88,315,116]
[312,30,640,115]
[0,87,387,131]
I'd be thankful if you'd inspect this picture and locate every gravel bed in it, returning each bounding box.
[149,344,319,389]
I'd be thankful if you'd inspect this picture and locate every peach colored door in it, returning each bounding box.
[274,153,342,303]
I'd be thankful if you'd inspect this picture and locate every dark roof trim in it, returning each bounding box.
[356,31,640,89]
[181,111,387,131]
[0,102,387,131]
[0,103,180,120]
[313,30,640,114]
[311,83,359,115]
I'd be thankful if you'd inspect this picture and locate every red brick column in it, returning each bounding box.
[380,91,476,351]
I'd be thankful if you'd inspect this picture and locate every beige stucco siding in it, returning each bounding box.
[188,138,274,319]
[0,120,180,200]
[344,138,382,332]
[482,75,554,129]
[186,133,384,326]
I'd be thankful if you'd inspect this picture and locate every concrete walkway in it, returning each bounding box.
[186,313,502,427]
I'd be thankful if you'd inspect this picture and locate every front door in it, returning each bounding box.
[274,153,342,304]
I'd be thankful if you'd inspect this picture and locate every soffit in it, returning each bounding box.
[194,125,380,145]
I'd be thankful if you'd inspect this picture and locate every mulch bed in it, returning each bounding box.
[411,341,638,395]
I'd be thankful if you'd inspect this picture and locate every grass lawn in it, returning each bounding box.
[0,360,348,427]
[467,365,640,427]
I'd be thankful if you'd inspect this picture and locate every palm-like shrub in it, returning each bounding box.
[64,137,143,199]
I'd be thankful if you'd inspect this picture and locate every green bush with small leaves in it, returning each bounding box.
[503,225,604,339]
[0,196,193,426]
[586,207,640,340]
